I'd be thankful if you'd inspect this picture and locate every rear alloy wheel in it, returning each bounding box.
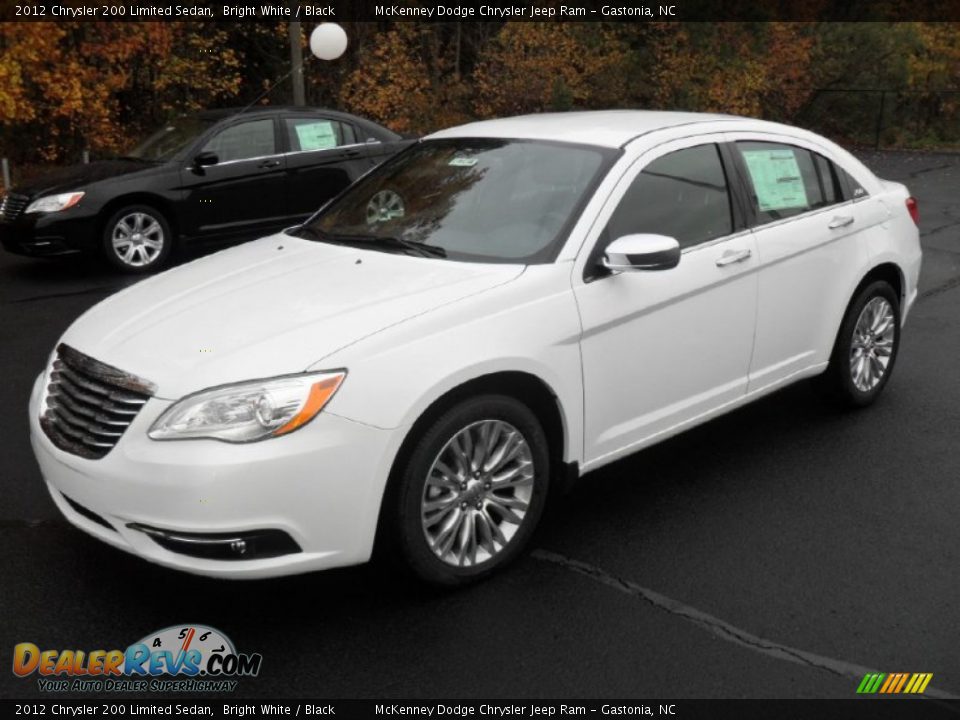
[102,205,172,273]
[394,395,550,585]
[826,280,901,407]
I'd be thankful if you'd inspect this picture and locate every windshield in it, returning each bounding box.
[301,138,614,263]
[125,115,217,162]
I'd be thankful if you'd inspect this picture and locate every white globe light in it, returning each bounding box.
[309,23,348,61]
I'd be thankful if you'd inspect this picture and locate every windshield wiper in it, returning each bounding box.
[113,155,159,163]
[328,233,447,259]
[285,224,332,242]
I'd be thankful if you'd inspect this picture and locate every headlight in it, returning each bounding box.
[148,371,346,443]
[25,192,85,214]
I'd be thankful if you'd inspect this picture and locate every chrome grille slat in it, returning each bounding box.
[0,193,29,222]
[41,344,153,459]
[54,363,148,405]
[49,400,125,438]
[51,370,144,414]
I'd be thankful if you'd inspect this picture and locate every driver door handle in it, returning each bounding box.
[715,248,752,267]
[258,159,281,169]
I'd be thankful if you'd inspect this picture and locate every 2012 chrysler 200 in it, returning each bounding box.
[29,111,922,585]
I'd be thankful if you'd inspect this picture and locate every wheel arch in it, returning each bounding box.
[372,370,574,558]
[829,261,906,360]
[854,262,904,308]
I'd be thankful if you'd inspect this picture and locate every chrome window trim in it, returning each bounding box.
[183,152,283,170]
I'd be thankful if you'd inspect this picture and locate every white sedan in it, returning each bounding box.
[29,111,922,585]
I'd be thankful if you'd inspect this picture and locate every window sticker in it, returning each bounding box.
[448,156,478,167]
[741,149,809,212]
[295,122,337,151]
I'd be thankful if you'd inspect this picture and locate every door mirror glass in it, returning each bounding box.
[193,151,219,167]
[602,234,680,272]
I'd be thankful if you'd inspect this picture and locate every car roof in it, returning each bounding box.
[193,106,400,138]
[427,110,764,148]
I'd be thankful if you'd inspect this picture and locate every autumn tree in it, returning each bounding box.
[338,23,433,134]
[0,22,242,164]
[472,23,630,118]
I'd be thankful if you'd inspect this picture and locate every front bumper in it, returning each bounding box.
[29,373,403,579]
[0,210,97,257]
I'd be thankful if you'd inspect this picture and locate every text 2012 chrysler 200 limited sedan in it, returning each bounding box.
[29,111,921,585]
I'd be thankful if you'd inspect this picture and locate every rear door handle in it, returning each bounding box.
[828,215,855,229]
[715,248,752,267]
[258,159,281,169]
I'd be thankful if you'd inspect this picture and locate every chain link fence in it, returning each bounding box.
[798,89,960,151]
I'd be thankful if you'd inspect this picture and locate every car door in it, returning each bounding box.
[281,115,375,221]
[180,116,287,241]
[726,136,884,391]
[574,137,759,469]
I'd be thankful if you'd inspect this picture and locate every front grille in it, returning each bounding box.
[41,344,156,460]
[0,193,29,222]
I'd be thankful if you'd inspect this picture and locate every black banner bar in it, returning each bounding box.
[3,699,960,720]
[4,0,960,22]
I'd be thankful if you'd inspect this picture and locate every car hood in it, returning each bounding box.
[59,235,524,399]
[13,160,157,197]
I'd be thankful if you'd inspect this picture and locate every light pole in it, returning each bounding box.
[288,2,305,105]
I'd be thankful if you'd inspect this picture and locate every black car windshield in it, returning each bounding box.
[126,116,217,162]
[300,138,614,264]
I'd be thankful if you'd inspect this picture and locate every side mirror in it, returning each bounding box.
[602,234,681,272]
[192,151,219,168]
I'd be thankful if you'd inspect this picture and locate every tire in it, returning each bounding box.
[391,394,551,586]
[825,280,901,408]
[101,205,173,274]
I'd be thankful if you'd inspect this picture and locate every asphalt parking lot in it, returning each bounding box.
[1,149,958,701]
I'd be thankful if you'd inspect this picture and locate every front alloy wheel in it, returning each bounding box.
[102,205,172,273]
[393,395,550,585]
[421,419,535,568]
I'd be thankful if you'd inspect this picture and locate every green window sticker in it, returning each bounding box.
[741,149,809,212]
[295,121,338,151]
[448,156,478,167]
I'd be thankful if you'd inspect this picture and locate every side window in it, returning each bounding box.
[284,118,345,152]
[835,165,868,200]
[604,144,733,250]
[201,119,276,163]
[735,141,846,223]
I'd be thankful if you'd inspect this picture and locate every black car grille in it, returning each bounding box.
[41,344,156,460]
[0,193,29,222]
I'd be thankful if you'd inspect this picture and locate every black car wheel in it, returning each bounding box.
[102,205,172,274]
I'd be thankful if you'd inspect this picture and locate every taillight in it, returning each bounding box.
[906,197,919,226]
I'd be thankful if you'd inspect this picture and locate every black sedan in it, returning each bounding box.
[0,107,410,273]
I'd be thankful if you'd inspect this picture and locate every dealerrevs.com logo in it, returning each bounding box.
[13,625,262,693]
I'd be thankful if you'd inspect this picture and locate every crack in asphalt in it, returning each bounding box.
[923,216,960,239]
[532,549,959,702]
[908,163,955,179]
[5,284,126,305]
[920,276,960,301]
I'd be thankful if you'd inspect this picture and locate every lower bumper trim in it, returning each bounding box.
[62,494,117,532]
[127,523,302,561]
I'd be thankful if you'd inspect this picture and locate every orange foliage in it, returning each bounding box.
[338,24,432,135]
[0,22,241,161]
[472,23,630,117]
